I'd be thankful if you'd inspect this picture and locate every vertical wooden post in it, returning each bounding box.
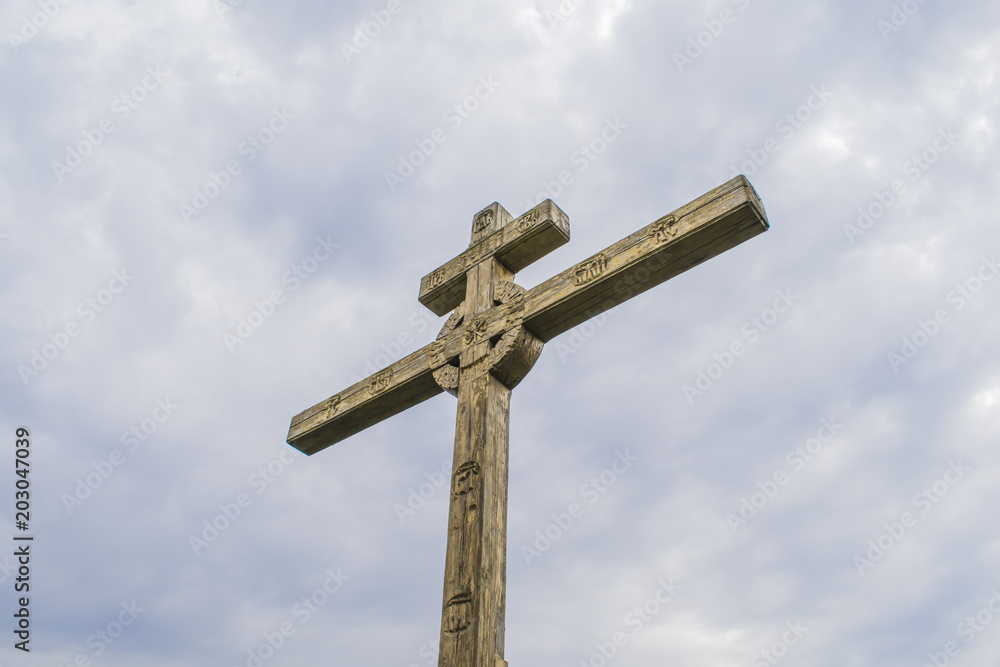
[438,255,512,667]
[438,372,510,666]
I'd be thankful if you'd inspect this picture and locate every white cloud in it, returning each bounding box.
[2,1,1000,666]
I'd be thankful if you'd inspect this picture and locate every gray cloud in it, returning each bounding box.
[1,0,999,665]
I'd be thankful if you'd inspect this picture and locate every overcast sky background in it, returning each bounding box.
[1,0,999,666]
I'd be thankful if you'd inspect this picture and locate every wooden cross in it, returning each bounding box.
[287,175,768,667]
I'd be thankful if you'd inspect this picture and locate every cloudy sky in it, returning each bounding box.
[2,0,999,665]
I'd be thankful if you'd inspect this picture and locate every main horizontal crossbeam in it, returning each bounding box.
[287,175,768,455]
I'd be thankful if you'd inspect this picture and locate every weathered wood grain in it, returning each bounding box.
[286,348,442,455]
[286,175,769,667]
[520,175,767,341]
[286,319,481,455]
[438,256,513,667]
[287,176,767,456]
[419,199,570,316]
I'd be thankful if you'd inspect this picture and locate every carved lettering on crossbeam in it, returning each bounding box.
[516,208,541,233]
[650,214,680,244]
[463,316,490,346]
[369,370,393,395]
[554,210,570,233]
[323,395,341,419]
[574,253,608,285]
[426,269,447,290]
[429,340,447,369]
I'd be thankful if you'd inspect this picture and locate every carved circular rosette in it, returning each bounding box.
[430,282,544,393]
[433,364,461,396]
[430,303,465,396]
[486,324,543,390]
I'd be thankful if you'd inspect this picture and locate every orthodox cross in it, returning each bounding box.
[286,175,769,667]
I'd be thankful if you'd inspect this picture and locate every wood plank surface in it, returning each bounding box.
[419,199,570,316]
[287,348,442,455]
[437,257,513,667]
[287,176,768,455]
[520,175,768,342]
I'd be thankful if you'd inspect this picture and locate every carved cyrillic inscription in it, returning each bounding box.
[555,211,570,233]
[650,215,679,244]
[452,460,483,511]
[429,339,447,369]
[574,254,608,285]
[443,592,473,634]
[474,209,495,233]
[516,207,541,233]
[452,461,482,498]
[463,316,489,346]
[426,269,447,290]
[369,370,393,395]
[324,395,342,419]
